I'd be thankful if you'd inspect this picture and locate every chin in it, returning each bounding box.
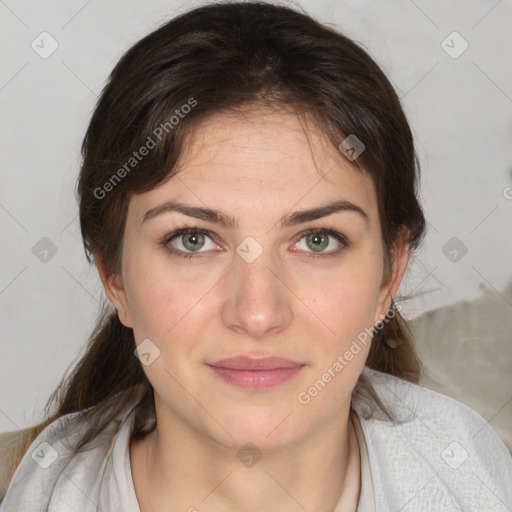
[211,408,306,452]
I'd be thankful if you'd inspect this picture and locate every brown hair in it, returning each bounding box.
[4,0,425,487]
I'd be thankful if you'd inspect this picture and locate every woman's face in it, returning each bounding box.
[101,107,407,450]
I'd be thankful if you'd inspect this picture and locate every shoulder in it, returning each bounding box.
[0,402,140,509]
[355,366,512,511]
[361,366,508,446]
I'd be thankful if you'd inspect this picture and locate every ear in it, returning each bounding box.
[94,253,133,328]
[373,229,410,324]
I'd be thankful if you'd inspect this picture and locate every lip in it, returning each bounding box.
[209,356,303,370]
[207,357,305,389]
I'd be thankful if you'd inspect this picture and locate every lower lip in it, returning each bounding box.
[208,365,305,389]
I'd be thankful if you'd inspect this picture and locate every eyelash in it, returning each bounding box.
[160,226,350,260]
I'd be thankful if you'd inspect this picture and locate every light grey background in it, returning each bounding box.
[1,0,511,431]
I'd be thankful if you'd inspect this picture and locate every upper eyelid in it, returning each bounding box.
[164,227,217,243]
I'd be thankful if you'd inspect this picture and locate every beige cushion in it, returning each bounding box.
[410,281,512,453]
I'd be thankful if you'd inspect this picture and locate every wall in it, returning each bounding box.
[1,0,511,430]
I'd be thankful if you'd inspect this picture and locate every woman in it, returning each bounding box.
[1,2,511,511]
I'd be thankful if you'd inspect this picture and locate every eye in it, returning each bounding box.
[294,228,348,256]
[163,228,219,258]
[161,226,349,260]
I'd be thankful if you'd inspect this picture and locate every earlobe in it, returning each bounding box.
[94,253,133,328]
[374,235,410,324]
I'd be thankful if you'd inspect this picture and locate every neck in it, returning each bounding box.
[130,407,361,512]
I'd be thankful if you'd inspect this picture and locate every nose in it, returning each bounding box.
[220,244,293,339]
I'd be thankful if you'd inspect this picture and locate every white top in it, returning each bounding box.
[1,366,511,511]
[352,411,375,511]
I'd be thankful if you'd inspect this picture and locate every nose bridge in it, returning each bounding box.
[221,238,293,338]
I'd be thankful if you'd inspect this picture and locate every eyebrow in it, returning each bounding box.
[141,199,369,229]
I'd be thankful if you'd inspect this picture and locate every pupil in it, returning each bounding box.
[308,233,328,252]
[184,232,204,251]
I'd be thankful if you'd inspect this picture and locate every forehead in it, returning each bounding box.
[128,107,378,224]
[176,108,358,180]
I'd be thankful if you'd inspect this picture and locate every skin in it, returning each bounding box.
[96,106,409,512]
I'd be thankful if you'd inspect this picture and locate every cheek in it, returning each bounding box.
[124,258,211,391]
[298,254,384,410]
[123,254,217,345]
[308,250,384,344]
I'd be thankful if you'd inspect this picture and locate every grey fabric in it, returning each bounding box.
[1,366,511,511]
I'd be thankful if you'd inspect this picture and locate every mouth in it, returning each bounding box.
[207,357,306,389]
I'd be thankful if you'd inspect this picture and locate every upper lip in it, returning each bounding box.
[208,357,304,370]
